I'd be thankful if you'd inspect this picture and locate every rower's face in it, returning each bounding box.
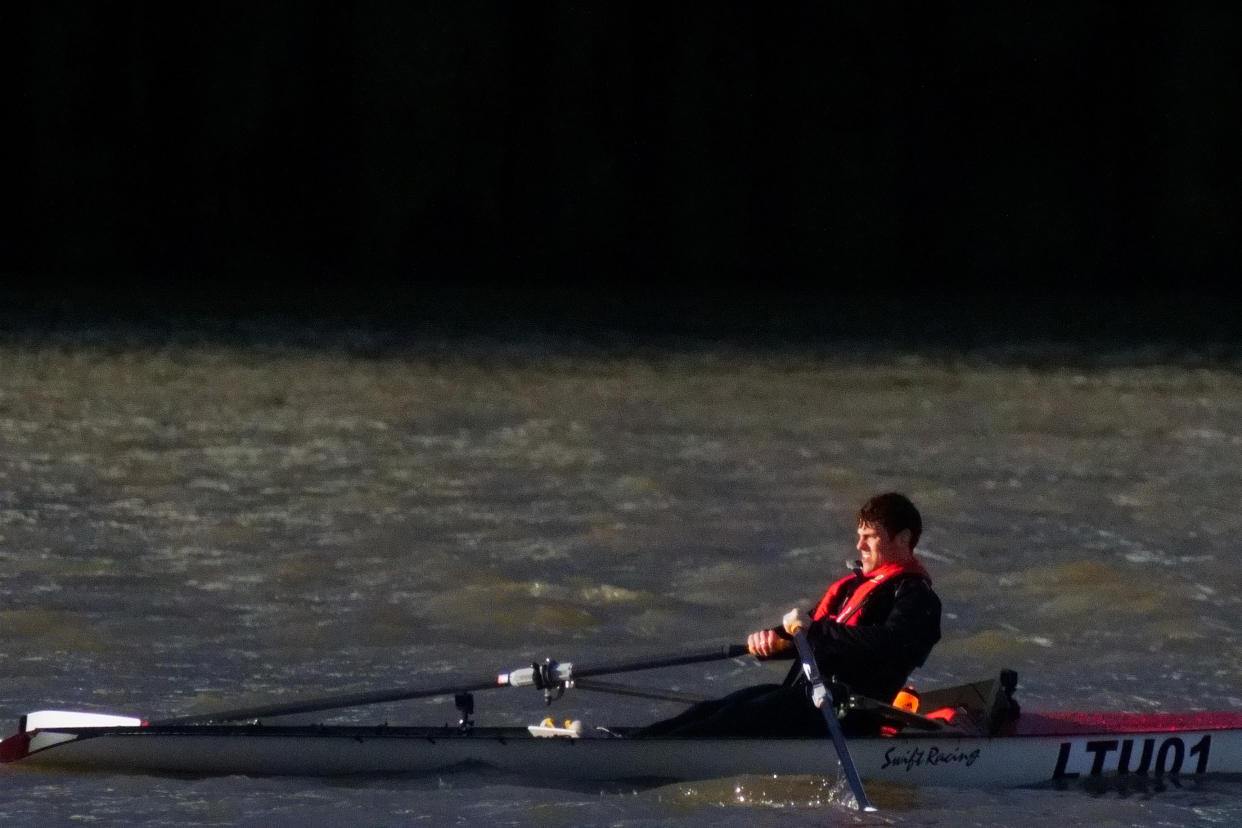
[856,522,909,574]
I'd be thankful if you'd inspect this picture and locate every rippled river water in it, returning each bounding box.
[2,329,1242,825]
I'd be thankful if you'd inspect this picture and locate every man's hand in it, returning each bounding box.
[782,607,811,635]
[747,628,792,658]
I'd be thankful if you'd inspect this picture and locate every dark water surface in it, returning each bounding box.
[3,331,1242,825]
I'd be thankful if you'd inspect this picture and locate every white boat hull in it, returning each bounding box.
[6,716,1241,788]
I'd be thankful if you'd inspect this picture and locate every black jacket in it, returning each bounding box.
[793,572,942,702]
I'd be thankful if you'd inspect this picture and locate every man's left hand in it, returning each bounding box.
[782,607,811,635]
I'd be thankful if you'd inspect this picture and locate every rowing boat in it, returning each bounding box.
[6,663,1242,789]
[5,711,1240,787]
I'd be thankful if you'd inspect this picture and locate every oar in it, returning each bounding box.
[570,678,709,704]
[787,620,877,813]
[151,644,748,726]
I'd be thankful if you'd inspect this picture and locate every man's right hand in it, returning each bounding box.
[747,628,791,658]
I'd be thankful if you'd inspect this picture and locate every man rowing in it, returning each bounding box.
[636,492,941,737]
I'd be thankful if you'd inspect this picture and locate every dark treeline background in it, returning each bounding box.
[5,2,1241,342]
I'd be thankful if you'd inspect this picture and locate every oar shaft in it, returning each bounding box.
[150,677,506,726]
[573,644,749,680]
[791,629,877,813]
[152,644,748,726]
[572,678,709,704]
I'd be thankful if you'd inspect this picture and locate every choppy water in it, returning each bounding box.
[3,329,1242,825]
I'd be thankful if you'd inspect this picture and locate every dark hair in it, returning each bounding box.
[857,492,922,548]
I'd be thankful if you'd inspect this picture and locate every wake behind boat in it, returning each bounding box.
[6,650,1242,794]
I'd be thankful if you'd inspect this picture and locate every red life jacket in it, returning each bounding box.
[811,559,932,626]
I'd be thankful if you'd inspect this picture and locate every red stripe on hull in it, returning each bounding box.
[1017,711,1242,736]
